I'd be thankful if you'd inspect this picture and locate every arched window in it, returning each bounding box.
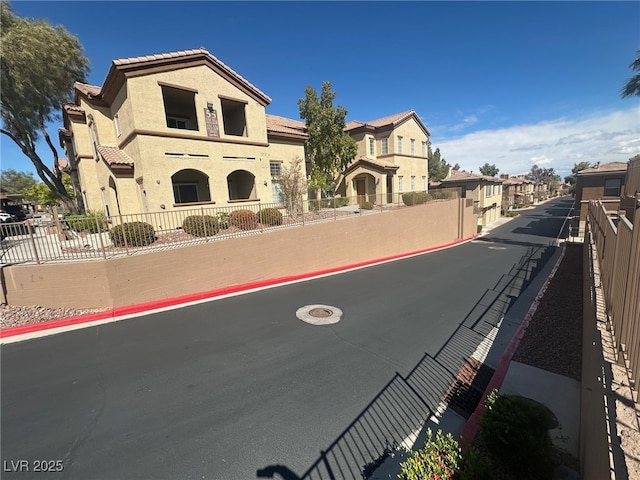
[171,169,211,204]
[227,170,256,201]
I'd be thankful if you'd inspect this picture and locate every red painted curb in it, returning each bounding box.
[458,243,566,448]
[1,235,476,339]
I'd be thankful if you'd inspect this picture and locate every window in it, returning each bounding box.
[485,185,491,197]
[422,176,427,190]
[369,138,375,156]
[410,139,415,155]
[270,161,282,177]
[381,138,388,155]
[398,176,404,193]
[411,176,415,191]
[397,136,403,154]
[167,117,189,129]
[171,169,211,204]
[162,85,198,131]
[114,113,121,137]
[603,178,622,197]
[422,141,427,157]
[173,184,199,203]
[269,162,284,203]
[221,98,247,137]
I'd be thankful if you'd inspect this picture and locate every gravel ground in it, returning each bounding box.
[512,243,583,381]
[0,304,108,329]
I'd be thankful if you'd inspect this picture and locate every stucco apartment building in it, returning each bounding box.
[432,170,503,227]
[338,111,431,204]
[59,48,306,217]
[60,48,434,217]
[574,161,628,235]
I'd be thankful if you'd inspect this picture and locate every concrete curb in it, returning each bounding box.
[458,242,567,447]
[1,234,478,341]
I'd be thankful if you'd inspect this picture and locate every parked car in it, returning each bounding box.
[0,211,17,223]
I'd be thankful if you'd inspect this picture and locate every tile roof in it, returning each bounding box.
[75,82,101,97]
[442,170,503,183]
[265,114,307,136]
[63,103,85,115]
[346,156,399,172]
[577,161,628,175]
[366,110,416,128]
[96,145,135,167]
[345,111,416,131]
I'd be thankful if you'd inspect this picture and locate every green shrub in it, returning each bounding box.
[456,446,491,480]
[66,211,108,234]
[359,201,374,210]
[479,390,557,479]
[309,199,321,212]
[229,209,258,230]
[398,429,461,480]
[430,189,455,200]
[257,207,283,226]
[182,215,219,237]
[334,197,350,207]
[402,191,430,206]
[109,221,155,247]
[216,212,229,229]
[477,224,483,233]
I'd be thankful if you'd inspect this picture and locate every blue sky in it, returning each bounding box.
[2,1,639,180]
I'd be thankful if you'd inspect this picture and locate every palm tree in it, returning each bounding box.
[621,49,640,98]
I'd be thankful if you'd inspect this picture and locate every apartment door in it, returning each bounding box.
[356,178,366,204]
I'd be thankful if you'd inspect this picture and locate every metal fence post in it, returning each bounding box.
[120,213,130,255]
[27,220,41,265]
[96,214,107,260]
[201,207,209,240]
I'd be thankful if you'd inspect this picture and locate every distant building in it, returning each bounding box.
[574,161,628,235]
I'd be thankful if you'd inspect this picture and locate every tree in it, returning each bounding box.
[526,165,561,185]
[479,163,499,177]
[278,157,307,217]
[0,168,37,194]
[428,146,450,182]
[452,163,461,171]
[621,49,640,98]
[298,81,357,194]
[22,174,75,207]
[1,1,89,213]
[564,161,592,185]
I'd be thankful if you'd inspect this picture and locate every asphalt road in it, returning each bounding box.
[0,197,575,480]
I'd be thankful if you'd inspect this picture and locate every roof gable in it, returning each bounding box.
[345,110,430,137]
[75,48,272,107]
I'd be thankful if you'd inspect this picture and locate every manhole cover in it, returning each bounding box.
[309,307,333,318]
[296,305,343,325]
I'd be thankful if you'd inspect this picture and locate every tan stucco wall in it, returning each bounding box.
[125,65,269,143]
[68,64,305,215]
[2,199,476,309]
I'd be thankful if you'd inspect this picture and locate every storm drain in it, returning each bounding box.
[296,305,343,325]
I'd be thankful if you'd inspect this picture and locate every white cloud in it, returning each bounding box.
[433,106,640,176]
